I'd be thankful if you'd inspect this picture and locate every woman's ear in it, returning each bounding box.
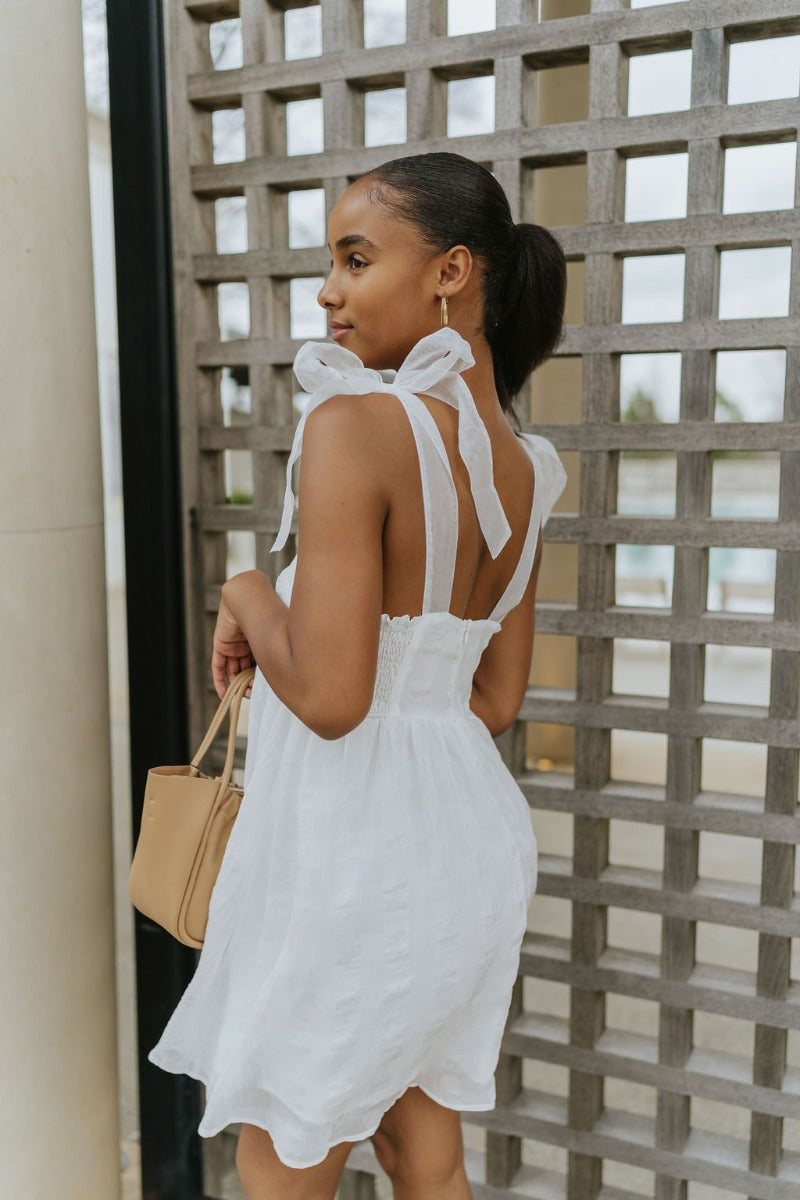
[437,245,473,297]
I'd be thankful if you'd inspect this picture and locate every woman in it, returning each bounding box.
[149,151,567,1200]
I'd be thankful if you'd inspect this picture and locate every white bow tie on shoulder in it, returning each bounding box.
[270,326,513,558]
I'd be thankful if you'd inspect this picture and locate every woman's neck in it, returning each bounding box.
[456,329,508,432]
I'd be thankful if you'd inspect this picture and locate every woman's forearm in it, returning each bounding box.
[222,570,308,722]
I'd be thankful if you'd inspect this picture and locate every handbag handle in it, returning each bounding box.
[190,668,256,785]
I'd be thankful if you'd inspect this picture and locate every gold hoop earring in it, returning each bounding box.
[440,296,449,328]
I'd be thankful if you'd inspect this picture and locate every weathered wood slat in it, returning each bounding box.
[184,1,800,104]
[503,1012,800,1117]
[469,1090,800,1200]
[523,773,800,844]
[534,606,796,652]
[194,317,800,365]
[519,934,800,1030]
[189,97,800,188]
[521,691,800,747]
[537,855,800,936]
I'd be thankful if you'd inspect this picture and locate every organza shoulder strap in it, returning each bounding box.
[487,433,567,625]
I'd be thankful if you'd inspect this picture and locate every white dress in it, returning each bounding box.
[149,327,567,1168]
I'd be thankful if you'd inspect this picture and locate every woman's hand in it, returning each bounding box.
[212,583,256,699]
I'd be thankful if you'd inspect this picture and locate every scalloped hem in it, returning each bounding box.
[149,1045,495,1169]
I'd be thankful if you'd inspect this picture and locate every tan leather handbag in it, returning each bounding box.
[129,667,256,948]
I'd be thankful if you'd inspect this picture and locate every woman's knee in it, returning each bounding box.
[370,1102,464,1186]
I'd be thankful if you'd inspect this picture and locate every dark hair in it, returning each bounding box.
[364,151,567,429]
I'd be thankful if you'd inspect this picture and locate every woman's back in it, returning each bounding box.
[377,388,536,624]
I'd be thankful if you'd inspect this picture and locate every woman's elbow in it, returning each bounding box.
[299,688,372,741]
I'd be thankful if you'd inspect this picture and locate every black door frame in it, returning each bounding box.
[106,2,205,1195]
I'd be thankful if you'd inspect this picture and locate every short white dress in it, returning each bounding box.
[149,327,567,1168]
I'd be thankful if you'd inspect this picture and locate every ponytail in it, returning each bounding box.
[489,223,567,409]
[364,152,567,426]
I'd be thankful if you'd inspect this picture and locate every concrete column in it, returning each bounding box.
[0,4,121,1199]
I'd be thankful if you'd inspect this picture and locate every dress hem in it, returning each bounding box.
[148,1046,495,1169]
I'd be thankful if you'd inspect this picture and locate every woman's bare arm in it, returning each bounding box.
[221,394,388,740]
[469,533,542,738]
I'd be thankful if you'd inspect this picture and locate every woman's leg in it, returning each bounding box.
[370,1086,473,1200]
[235,1123,357,1200]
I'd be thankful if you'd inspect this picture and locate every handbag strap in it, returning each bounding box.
[190,668,256,785]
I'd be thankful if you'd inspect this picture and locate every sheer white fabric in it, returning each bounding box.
[148,327,567,1168]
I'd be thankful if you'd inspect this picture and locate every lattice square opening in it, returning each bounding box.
[446,74,496,138]
[608,906,662,957]
[694,1009,755,1059]
[217,281,250,340]
[622,253,685,324]
[603,1160,655,1196]
[701,739,767,800]
[723,141,797,214]
[212,106,245,164]
[605,1075,658,1120]
[523,977,571,1022]
[209,18,243,70]
[540,0,590,17]
[786,1115,800,1156]
[625,151,689,222]
[611,730,668,786]
[621,351,682,423]
[563,259,584,325]
[613,638,671,699]
[533,633,577,696]
[528,894,572,941]
[283,5,322,61]
[727,34,800,105]
[521,1138,567,1177]
[226,529,256,580]
[521,1058,569,1099]
[528,58,589,126]
[215,195,248,254]
[221,365,251,427]
[530,355,583,424]
[363,0,406,49]
[615,544,675,608]
[527,722,575,775]
[527,160,587,227]
[285,96,324,156]
[703,644,773,710]
[287,187,326,248]
[289,276,326,339]
[618,452,677,516]
[718,246,792,320]
[715,349,786,423]
[609,817,664,872]
[627,46,692,117]
[707,547,776,615]
[695,920,759,974]
[532,809,573,861]
[364,85,407,147]
[698,830,764,889]
[688,1184,748,1200]
[710,450,780,520]
[224,449,253,506]
[448,0,495,36]
[690,1094,751,1150]
[607,992,659,1040]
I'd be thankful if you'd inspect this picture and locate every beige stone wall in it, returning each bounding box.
[0,3,121,1197]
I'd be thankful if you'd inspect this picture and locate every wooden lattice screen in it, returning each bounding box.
[162,1,800,1196]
